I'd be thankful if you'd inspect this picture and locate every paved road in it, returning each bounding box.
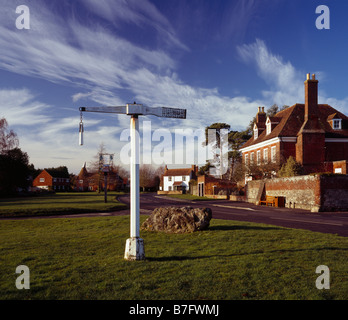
[118,193,348,237]
[3,193,347,237]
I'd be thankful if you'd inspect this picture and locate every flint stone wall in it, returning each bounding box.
[246,174,348,212]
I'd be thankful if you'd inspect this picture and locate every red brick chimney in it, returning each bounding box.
[296,73,325,172]
[256,106,266,124]
[304,73,318,121]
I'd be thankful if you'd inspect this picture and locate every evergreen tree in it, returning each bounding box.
[0,118,32,195]
[0,148,30,195]
[278,156,304,177]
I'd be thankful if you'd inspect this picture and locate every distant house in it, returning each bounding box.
[160,165,198,193]
[76,163,126,191]
[197,174,236,197]
[33,169,70,191]
[240,74,348,177]
[76,163,90,191]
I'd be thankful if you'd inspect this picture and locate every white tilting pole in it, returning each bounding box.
[124,115,145,260]
[79,104,186,261]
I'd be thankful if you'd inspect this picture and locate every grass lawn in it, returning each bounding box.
[163,194,215,201]
[0,192,127,217]
[0,215,347,300]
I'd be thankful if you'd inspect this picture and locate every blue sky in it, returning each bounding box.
[1,0,348,174]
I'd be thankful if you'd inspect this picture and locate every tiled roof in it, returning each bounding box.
[163,168,192,176]
[77,166,89,179]
[45,169,70,178]
[327,113,339,121]
[241,104,348,150]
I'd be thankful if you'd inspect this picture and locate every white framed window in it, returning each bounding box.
[39,178,45,182]
[245,154,249,166]
[168,176,172,181]
[182,176,186,181]
[263,148,268,163]
[271,146,276,163]
[257,150,261,165]
[250,152,255,165]
[333,119,342,130]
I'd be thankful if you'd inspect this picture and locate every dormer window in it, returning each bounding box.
[327,113,343,130]
[253,123,258,140]
[333,119,342,130]
[265,116,280,134]
[266,118,271,135]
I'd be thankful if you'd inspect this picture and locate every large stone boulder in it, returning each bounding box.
[141,206,212,234]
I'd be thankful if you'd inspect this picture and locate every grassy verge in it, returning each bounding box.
[0,192,127,217]
[0,215,347,300]
[163,194,215,201]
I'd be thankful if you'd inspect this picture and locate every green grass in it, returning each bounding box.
[163,194,214,201]
[0,192,127,217]
[0,215,347,300]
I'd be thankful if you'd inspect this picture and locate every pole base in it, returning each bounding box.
[124,237,145,261]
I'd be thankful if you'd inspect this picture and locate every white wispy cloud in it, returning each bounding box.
[80,0,189,51]
[0,87,106,171]
[0,0,260,133]
[0,1,177,92]
[0,1,260,172]
[237,39,303,106]
[237,39,348,113]
[2,2,348,174]
[0,88,50,126]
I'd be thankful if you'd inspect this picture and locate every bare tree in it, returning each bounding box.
[139,164,163,191]
[113,164,129,180]
[0,118,19,154]
[88,143,107,192]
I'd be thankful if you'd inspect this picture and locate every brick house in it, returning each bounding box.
[160,165,198,193]
[76,163,90,191]
[240,74,348,179]
[197,174,236,197]
[33,169,70,191]
[76,163,125,191]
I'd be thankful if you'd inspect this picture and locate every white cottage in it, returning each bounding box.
[160,165,198,193]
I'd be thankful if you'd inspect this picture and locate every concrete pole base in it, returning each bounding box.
[124,237,145,261]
